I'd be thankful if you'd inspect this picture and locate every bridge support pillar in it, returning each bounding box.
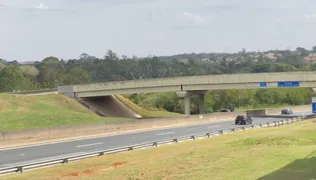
[198,93,205,114]
[184,96,191,116]
[176,90,208,115]
[176,91,192,115]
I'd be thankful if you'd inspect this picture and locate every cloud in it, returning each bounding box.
[146,9,211,29]
[300,14,316,22]
[288,13,316,23]
[33,3,49,10]
[181,12,205,23]
[0,3,74,14]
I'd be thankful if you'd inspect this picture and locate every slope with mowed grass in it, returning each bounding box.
[4,119,316,180]
[0,93,131,131]
[116,95,182,117]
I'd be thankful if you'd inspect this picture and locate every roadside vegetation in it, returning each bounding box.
[126,88,313,114]
[116,95,181,117]
[4,119,316,180]
[0,93,131,131]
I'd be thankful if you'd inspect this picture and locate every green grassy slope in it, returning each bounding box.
[115,95,182,117]
[0,93,130,131]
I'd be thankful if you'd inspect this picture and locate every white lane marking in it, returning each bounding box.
[156,132,175,136]
[76,142,103,148]
[208,125,219,128]
[20,154,25,156]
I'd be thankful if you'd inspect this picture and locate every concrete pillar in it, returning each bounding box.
[184,96,191,115]
[176,91,191,115]
[198,93,205,114]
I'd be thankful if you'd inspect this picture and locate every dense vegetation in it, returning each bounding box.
[1,47,316,113]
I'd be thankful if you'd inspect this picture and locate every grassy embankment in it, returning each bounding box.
[0,93,131,131]
[235,104,290,111]
[4,119,316,180]
[116,95,182,117]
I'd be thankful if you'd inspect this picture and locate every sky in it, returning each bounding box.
[1,0,316,62]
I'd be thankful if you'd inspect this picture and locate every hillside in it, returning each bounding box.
[0,93,130,131]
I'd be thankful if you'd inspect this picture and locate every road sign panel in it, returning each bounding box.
[277,81,300,87]
[260,82,267,87]
[312,103,316,114]
[312,97,316,113]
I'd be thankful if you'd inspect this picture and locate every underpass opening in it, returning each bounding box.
[79,96,141,119]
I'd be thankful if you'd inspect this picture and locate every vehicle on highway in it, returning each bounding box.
[220,109,231,112]
[281,108,293,115]
[235,115,253,125]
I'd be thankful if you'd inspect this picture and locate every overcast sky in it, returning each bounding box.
[1,0,316,62]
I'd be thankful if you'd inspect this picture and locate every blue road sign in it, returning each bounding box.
[277,81,300,87]
[312,97,316,114]
[260,82,267,87]
[312,103,316,113]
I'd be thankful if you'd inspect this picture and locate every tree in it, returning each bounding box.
[0,66,30,92]
[38,56,65,87]
[64,67,92,85]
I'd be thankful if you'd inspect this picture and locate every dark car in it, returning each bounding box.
[235,115,253,125]
[220,109,231,112]
[281,108,293,115]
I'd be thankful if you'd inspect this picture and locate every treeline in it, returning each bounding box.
[0,48,315,112]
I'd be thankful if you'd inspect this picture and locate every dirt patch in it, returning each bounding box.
[59,162,128,179]
[112,161,127,168]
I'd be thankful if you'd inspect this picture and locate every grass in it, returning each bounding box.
[4,119,316,180]
[236,104,290,111]
[0,93,131,131]
[115,95,182,117]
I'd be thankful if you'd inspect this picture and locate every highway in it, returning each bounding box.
[0,112,312,168]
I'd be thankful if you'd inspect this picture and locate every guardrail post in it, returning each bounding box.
[251,125,255,129]
[99,152,105,156]
[191,136,195,140]
[173,139,178,143]
[286,119,289,124]
[18,166,24,173]
[63,159,69,164]
[292,118,294,123]
[231,128,235,132]
[274,121,277,127]
[128,147,134,151]
[219,130,224,135]
[281,120,284,125]
[242,127,245,131]
[153,142,158,147]
[206,133,211,138]
[267,123,270,127]
[259,124,263,128]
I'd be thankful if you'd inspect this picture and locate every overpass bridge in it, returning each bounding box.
[58,72,316,115]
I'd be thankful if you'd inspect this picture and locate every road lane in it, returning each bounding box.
[0,116,302,168]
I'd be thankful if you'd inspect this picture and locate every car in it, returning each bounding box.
[281,108,293,115]
[235,115,253,125]
[220,109,231,112]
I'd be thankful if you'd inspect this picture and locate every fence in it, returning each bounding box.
[0,114,315,176]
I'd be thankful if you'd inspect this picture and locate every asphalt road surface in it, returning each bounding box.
[0,112,313,168]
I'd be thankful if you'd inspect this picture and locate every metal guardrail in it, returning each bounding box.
[0,115,315,176]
